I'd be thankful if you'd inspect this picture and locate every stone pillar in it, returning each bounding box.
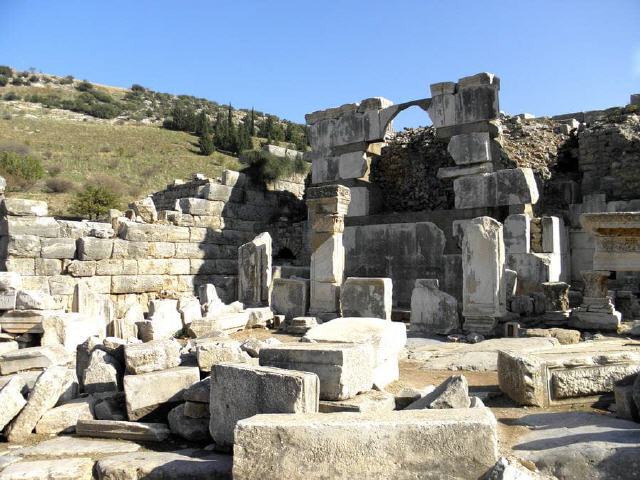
[238,232,272,307]
[462,217,506,334]
[306,185,350,320]
[569,270,621,331]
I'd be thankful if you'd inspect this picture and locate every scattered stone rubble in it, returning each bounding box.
[1,76,640,480]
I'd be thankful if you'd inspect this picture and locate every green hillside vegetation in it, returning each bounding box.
[0,66,309,217]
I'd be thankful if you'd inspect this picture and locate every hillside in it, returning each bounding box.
[0,66,308,216]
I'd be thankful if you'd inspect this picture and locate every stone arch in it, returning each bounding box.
[379,98,432,135]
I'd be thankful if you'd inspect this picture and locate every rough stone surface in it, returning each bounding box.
[270,278,309,320]
[94,449,232,480]
[340,277,393,320]
[410,282,459,335]
[303,317,406,388]
[259,342,374,400]
[83,349,121,394]
[168,403,211,441]
[184,377,210,403]
[209,362,319,448]
[5,366,76,442]
[0,375,26,431]
[15,435,140,458]
[0,458,94,480]
[196,338,247,372]
[406,375,471,409]
[319,390,396,413]
[75,418,170,441]
[35,396,95,434]
[124,339,181,374]
[233,408,499,480]
[123,366,200,421]
[238,232,272,307]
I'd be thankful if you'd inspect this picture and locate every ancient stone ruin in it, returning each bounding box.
[0,72,640,479]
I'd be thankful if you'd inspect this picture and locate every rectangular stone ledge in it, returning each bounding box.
[0,216,61,238]
[498,340,640,407]
[454,168,539,209]
[118,222,190,243]
[233,409,498,480]
[111,275,176,294]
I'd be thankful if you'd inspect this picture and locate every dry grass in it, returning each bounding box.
[0,102,241,215]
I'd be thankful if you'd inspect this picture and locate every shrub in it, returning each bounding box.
[3,92,19,101]
[0,151,45,189]
[76,80,93,92]
[69,184,120,220]
[59,75,74,85]
[29,75,38,83]
[45,177,75,193]
[199,134,215,155]
[47,164,62,176]
[131,84,146,92]
[0,66,12,76]
[240,149,309,184]
[11,77,24,86]
[0,76,8,87]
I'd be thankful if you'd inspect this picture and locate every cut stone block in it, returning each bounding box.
[504,214,531,254]
[303,317,406,388]
[259,342,374,400]
[284,316,318,334]
[15,436,140,458]
[209,362,319,448]
[0,375,26,431]
[75,419,170,441]
[124,338,181,374]
[16,290,59,310]
[94,449,232,480]
[196,338,247,372]
[1,198,48,216]
[453,168,539,209]
[447,131,493,165]
[168,403,211,442]
[233,408,499,480]
[5,366,77,442]
[319,390,396,413]
[270,278,309,320]
[147,299,183,339]
[498,340,640,407]
[614,384,639,421]
[41,237,76,259]
[184,377,210,403]
[131,196,157,223]
[123,366,200,421]
[406,375,471,409]
[238,232,272,307]
[410,282,459,335]
[0,458,94,480]
[41,311,102,352]
[0,344,72,375]
[0,309,48,334]
[83,349,122,394]
[0,215,60,237]
[77,237,114,261]
[35,396,95,434]
[240,337,281,358]
[340,277,392,320]
[184,400,210,418]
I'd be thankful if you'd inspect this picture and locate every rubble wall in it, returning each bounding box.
[0,170,307,313]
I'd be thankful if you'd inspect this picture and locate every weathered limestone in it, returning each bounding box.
[124,338,181,374]
[5,366,77,442]
[130,196,158,223]
[184,377,210,403]
[498,340,640,407]
[406,375,471,409]
[0,344,72,375]
[16,289,59,310]
[410,279,459,335]
[94,450,232,480]
[76,419,170,441]
[168,403,211,441]
[83,349,121,394]
[283,315,318,334]
[319,390,396,413]
[462,217,506,334]
[123,366,199,420]
[147,299,183,339]
[1,198,48,217]
[35,396,95,434]
[270,277,309,320]
[340,277,392,320]
[307,184,350,319]
[259,342,374,400]
[238,232,272,307]
[614,384,639,421]
[233,409,499,480]
[0,458,94,480]
[15,435,140,458]
[581,212,640,270]
[569,270,621,331]
[0,375,26,431]
[454,168,539,209]
[303,317,406,388]
[195,337,247,372]
[209,363,319,448]
[41,311,102,352]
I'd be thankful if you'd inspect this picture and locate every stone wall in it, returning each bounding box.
[0,170,308,314]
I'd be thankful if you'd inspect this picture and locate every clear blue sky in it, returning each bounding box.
[1,0,639,128]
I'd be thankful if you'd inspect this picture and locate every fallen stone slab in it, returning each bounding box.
[240,337,281,357]
[184,400,209,418]
[196,338,247,372]
[498,340,640,407]
[406,375,471,409]
[0,455,20,472]
[209,363,319,448]
[94,449,232,480]
[513,411,640,480]
[83,349,122,394]
[283,315,317,334]
[124,366,200,420]
[340,277,393,320]
[168,403,211,442]
[5,366,77,442]
[233,408,498,480]
[406,336,560,371]
[319,390,396,413]
[123,338,181,374]
[259,342,374,400]
[35,395,96,434]
[303,317,406,387]
[0,376,26,431]
[75,419,170,442]
[0,340,18,355]
[41,311,102,352]
[15,435,140,458]
[183,377,210,403]
[0,344,72,375]
[394,385,435,410]
[0,457,94,480]
[0,309,46,334]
